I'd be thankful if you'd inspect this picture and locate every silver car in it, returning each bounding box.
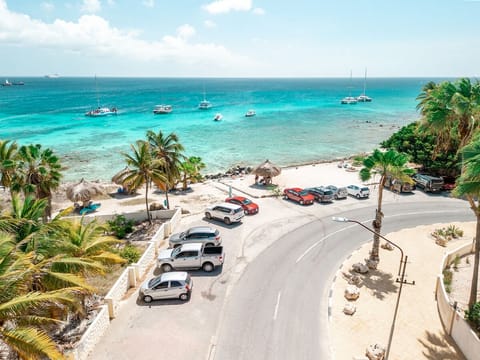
[139,271,193,303]
[326,185,348,200]
[169,226,221,248]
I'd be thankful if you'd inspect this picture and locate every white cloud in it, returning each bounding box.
[81,0,101,13]
[203,0,252,14]
[204,19,216,28]
[106,0,115,5]
[253,7,265,15]
[41,2,54,12]
[142,0,155,8]
[0,1,252,71]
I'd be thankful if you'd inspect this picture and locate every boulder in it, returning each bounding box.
[381,242,394,251]
[348,275,361,285]
[352,262,369,274]
[366,343,386,360]
[344,285,360,300]
[149,202,165,211]
[343,303,356,315]
[365,258,378,270]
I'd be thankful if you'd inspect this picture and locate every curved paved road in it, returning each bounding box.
[212,200,474,360]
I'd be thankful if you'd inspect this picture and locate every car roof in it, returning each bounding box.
[209,202,242,210]
[286,187,303,191]
[187,226,216,233]
[227,196,247,201]
[180,243,203,251]
[160,271,188,282]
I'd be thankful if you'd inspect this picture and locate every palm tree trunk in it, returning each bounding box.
[369,180,385,265]
[468,212,480,308]
[145,176,152,224]
[164,184,170,209]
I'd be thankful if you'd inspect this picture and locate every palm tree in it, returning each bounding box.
[14,144,62,221]
[359,149,413,267]
[455,138,480,308]
[121,140,166,223]
[0,139,18,201]
[177,156,206,190]
[146,130,185,209]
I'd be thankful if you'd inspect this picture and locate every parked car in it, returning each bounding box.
[225,196,259,215]
[283,187,315,205]
[346,184,370,199]
[442,176,456,191]
[384,176,414,193]
[169,226,221,248]
[205,203,245,224]
[139,271,193,303]
[157,243,224,273]
[305,187,334,203]
[412,174,444,192]
[325,185,348,200]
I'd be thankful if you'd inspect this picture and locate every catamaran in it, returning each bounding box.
[85,75,118,117]
[153,105,173,114]
[198,87,212,110]
[341,71,357,105]
[357,68,372,102]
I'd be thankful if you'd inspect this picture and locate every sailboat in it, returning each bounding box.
[85,75,118,117]
[198,86,212,110]
[357,68,372,102]
[341,70,358,105]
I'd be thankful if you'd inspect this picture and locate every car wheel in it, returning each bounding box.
[205,212,212,220]
[162,264,173,272]
[224,217,231,225]
[143,295,153,303]
[356,194,360,199]
[179,293,189,301]
[203,262,214,272]
[334,194,338,200]
[299,200,304,205]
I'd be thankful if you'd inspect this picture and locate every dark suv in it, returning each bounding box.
[169,226,221,248]
[305,187,334,203]
[412,174,444,193]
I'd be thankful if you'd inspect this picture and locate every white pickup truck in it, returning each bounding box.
[157,243,224,273]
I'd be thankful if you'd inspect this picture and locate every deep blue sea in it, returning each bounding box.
[0,77,444,181]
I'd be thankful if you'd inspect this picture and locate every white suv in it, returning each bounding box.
[347,184,370,199]
[205,203,245,224]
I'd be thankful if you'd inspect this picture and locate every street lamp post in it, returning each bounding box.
[332,216,415,360]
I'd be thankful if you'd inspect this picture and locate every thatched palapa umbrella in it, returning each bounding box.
[252,159,281,184]
[66,178,105,207]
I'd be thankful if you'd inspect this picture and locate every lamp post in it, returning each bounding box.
[332,216,415,360]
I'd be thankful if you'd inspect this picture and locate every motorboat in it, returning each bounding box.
[245,109,256,117]
[199,100,212,110]
[85,107,118,117]
[45,74,60,78]
[2,79,12,86]
[12,81,25,86]
[153,104,172,114]
[357,68,372,102]
[341,96,358,105]
[213,113,223,121]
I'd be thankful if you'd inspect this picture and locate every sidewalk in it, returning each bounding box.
[329,222,474,360]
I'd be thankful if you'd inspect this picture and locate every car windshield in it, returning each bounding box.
[171,247,182,257]
[148,276,161,287]
[361,187,369,191]
[323,190,334,195]
[233,207,243,214]
[242,199,252,205]
[299,190,309,196]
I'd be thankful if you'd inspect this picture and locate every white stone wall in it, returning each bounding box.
[72,305,110,360]
[135,242,156,279]
[104,268,130,318]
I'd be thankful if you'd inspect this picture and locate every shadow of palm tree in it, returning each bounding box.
[347,268,398,300]
[418,330,465,360]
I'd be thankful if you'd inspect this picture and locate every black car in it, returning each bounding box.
[305,187,334,203]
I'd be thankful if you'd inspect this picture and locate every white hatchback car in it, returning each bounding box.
[205,203,245,225]
[347,184,370,199]
[139,271,193,303]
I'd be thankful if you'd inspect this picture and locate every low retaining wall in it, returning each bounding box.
[72,208,182,359]
[436,241,480,360]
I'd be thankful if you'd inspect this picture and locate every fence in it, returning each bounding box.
[70,207,181,360]
[436,241,480,360]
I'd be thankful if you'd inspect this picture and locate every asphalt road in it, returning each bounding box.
[211,200,474,360]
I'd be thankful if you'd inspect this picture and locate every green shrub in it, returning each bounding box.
[452,255,461,270]
[107,215,134,239]
[465,302,480,330]
[443,269,453,286]
[119,245,141,264]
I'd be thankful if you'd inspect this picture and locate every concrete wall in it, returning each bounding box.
[71,208,182,360]
[436,242,480,360]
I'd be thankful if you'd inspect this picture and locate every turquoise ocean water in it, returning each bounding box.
[0,77,442,182]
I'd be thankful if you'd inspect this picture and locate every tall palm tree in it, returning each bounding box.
[455,138,480,308]
[359,149,413,267]
[178,156,206,190]
[146,130,185,209]
[0,139,18,201]
[14,144,62,221]
[122,140,166,223]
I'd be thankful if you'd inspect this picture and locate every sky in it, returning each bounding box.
[0,0,479,77]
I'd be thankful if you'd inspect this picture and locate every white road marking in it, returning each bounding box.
[273,291,281,321]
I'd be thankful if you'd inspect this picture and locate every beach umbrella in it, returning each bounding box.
[66,178,105,206]
[252,159,282,178]
[111,166,130,185]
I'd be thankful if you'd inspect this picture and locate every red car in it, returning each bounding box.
[283,187,315,205]
[225,196,259,215]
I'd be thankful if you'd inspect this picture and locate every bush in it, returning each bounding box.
[119,245,141,264]
[465,302,480,330]
[443,269,453,286]
[107,215,134,239]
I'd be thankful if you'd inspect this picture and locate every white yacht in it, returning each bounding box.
[153,105,173,114]
[357,68,372,102]
[85,107,118,117]
[245,109,256,117]
[341,96,358,105]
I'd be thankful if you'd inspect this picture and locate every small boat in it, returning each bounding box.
[245,109,256,117]
[45,74,60,78]
[85,107,118,117]
[12,81,25,86]
[199,99,212,110]
[213,113,223,121]
[2,79,12,87]
[357,68,372,102]
[153,104,172,114]
[341,96,358,104]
